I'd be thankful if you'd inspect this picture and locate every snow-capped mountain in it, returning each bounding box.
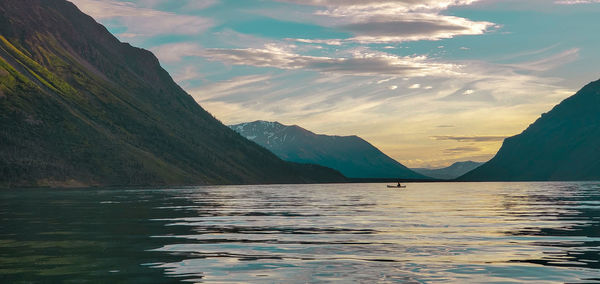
[230,121,429,179]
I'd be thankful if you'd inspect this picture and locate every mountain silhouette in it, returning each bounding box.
[460,79,600,181]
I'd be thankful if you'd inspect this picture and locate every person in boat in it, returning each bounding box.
[397,181,402,187]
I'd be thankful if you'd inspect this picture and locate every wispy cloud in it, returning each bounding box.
[189,74,274,101]
[275,0,480,11]
[290,38,343,46]
[133,0,218,10]
[201,44,461,76]
[555,0,600,4]
[150,43,203,63]
[182,0,218,10]
[69,0,213,39]
[337,13,494,43]
[444,146,481,154]
[504,48,580,72]
[171,66,204,83]
[432,135,507,142]
[272,0,494,43]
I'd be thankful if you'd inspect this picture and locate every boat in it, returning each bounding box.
[387,184,406,188]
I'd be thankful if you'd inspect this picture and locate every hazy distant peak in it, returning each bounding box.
[412,161,484,180]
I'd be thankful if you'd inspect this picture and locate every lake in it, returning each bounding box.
[1,182,599,283]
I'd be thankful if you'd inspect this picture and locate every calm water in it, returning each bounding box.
[1,182,599,283]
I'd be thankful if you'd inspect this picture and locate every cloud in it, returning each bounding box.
[337,13,494,43]
[432,135,507,142]
[189,75,273,101]
[201,44,461,76]
[377,77,395,84]
[182,0,219,10]
[273,0,494,43]
[444,146,481,154]
[133,0,218,10]
[69,0,213,38]
[290,38,343,46]
[276,0,480,11]
[504,48,580,72]
[555,0,600,4]
[150,43,203,63]
[172,66,203,83]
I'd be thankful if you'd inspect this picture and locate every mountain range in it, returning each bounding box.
[460,79,600,181]
[0,0,345,187]
[2,0,597,186]
[230,121,428,179]
[412,161,483,180]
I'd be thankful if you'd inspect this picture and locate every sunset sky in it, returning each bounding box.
[70,0,600,168]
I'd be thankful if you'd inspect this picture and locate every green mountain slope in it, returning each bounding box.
[230,121,429,179]
[460,79,600,181]
[0,0,345,187]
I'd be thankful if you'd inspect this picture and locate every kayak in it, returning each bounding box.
[387,185,406,188]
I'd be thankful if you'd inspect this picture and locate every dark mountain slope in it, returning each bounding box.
[460,79,600,181]
[0,0,345,187]
[412,161,482,180]
[230,121,428,179]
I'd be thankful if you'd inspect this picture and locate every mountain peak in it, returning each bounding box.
[230,121,428,179]
[460,78,600,181]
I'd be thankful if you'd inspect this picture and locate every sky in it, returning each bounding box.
[69,0,600,168]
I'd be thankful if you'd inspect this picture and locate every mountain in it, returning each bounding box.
[460,79,600,181]
[0,0,345,187]
[229,121,428,179]
[412,161,483,180]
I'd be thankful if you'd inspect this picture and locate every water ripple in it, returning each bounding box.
[2,182,600,282]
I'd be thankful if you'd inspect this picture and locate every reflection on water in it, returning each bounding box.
[1,182,599,283]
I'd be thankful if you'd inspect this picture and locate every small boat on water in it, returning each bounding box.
[387,184,406,188]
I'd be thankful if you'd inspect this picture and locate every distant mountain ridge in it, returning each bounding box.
[0,0,345,187]
[412,161,483,180]
[230,121,428,179]
[460,79,600,181]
